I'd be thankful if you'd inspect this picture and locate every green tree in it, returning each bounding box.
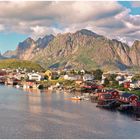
[111,80,119,87]
[103,78,110,86]
[108,74,117,81]
[93,69,103,80]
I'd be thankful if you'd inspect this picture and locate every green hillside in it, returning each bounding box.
[0,59,44,72]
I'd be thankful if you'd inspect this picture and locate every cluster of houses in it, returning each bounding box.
[0,68,44,88]
[0,68,95,89]
[102,71,140,90]
[0,68,140,91]
[1,68,140,115]
[95,89,138,104]
[92,88,140,114]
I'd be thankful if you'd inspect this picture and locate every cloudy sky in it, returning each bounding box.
[0,1,140,53]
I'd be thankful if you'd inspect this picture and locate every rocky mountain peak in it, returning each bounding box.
[2,29,140,71]
[36,34,54,48]
[17,37,35,50]
[75,29,102,38]
[25,37,34,42]
[129,40,140,66]
[132,40,140,48]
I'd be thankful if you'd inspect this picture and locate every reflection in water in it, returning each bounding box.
[23,88,41,94]
[44,90,52,113]
[1,85,140,139]
[25,89,42,114]
[70,100,81,104]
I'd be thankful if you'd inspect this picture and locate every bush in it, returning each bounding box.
[103,78,110,86]
[92,69,103,80]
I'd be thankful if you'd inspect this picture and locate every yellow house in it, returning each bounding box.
[44,70,52,80]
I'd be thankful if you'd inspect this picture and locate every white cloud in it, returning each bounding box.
[0,24,5,31]
[0,1,140,44]
[131,1,140,7]
[30,25,62,39]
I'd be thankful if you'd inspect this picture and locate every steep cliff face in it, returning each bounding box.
[36,34,54,48]
[3,35,54,60]
[16,37,36,60]
[3,29,140,70]
[29,29,133,70]
[129,40,140,66]
[3,38,36,59]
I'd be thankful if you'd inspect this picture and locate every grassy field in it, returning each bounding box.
[0,59,44,71]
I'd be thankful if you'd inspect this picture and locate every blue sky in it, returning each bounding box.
[0,32,28,53]
[0,1,140,54]
[119,1,140,15]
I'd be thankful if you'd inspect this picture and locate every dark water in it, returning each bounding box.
[0,85,140,139]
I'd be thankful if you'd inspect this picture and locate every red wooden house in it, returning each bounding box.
[98,89,120,101]
[98,93,113,101]
[105,90,120,99]
[118,92,139,103]
[81,82,103,91]
[123,82,130,89]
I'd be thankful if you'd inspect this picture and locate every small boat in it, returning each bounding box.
[96,99,118,109]
[66,96,82,101]
[136,117,140,121]
[71,96,82,100]
[15,85,20,88]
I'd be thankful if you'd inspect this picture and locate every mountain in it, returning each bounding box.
[3,29,140,71]
[0,52,6,59]
[3,38,35,59]
[36,34,54,48]
[3,35,54,60]
[129,40,140,67]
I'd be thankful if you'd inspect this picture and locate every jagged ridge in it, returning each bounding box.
[3,29,140,71]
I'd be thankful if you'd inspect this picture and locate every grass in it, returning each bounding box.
[128,90,140,97]
[0,59,44,72]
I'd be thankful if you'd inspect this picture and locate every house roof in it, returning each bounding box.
[106,89,115,92]
[105,89,118,93]
[121,92,135,98]
[101,93,112,98]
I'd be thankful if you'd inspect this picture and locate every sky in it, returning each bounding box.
[0,1,140,53]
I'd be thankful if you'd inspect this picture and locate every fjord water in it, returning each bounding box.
[0,85,140,139]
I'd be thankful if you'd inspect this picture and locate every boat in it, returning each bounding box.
[67,96,82,101]
[96,99,118,109]
[15,85,20,88]
[117,104,134,112]
[135,117,140,121]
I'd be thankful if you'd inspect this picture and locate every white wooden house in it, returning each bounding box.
[27,73,44,81]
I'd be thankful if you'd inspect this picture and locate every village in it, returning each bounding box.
[0,67,140,119]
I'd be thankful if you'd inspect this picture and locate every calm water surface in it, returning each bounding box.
[0,85,140,139]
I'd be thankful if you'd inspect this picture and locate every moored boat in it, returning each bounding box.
[117,104,134,112]
[96,99,119,109]
[66,96,83,101]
